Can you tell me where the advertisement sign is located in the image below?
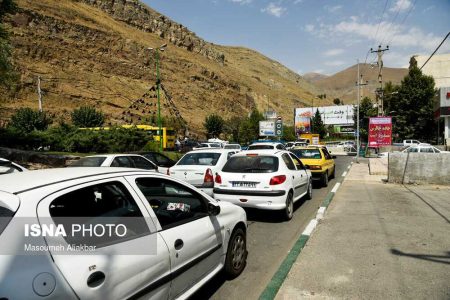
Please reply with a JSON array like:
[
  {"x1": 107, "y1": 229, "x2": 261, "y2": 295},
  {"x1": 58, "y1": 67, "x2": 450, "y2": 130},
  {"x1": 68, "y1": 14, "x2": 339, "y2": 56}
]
[
  {"x1": 295, "y1": 105, "x2": 354, "y2": 127},
  {"x1": 259, "y1": 121, "x2": 275, "y2": 136},
  {"x1": 368, "y1": 117, "x2": 392, "y2": 147}
]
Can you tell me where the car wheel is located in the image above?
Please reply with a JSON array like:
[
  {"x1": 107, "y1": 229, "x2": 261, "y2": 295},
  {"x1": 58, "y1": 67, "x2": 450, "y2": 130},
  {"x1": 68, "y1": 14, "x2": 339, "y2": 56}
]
[
  {"x1": 322, "y1": 171, "x2": 329, "y2": 187},
  {"x1": 284, "y1": 192, "x2": 294, "y2": 220},
  {"x1": 305, "y1": 179, "x2": 312, "y2": 200},
  {"x1": 224, "y1": 227, "x2": 247, "y2": 278}
]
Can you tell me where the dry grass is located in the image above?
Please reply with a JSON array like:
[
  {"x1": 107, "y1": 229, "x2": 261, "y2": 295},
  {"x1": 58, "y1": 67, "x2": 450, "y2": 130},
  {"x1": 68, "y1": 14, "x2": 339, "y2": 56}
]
[{"x1": 1, "y1": 0, "x2": 325, "y2": 135}]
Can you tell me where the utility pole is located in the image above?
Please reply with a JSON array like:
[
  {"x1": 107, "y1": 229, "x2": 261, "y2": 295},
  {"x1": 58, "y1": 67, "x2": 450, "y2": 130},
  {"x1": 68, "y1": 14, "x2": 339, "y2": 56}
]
[
  {"x1": 371, "y1": 45, "x2": 389, "y2": 115},
  {"x1": 356, "y1": 61, "x2": 368, "y2": 163},
  {"x1": 37, "y1": 76, "x2": 43, "y2": 112},
  {"x1": 148, "y1": 44, "x2": 167, "y2": 152}
]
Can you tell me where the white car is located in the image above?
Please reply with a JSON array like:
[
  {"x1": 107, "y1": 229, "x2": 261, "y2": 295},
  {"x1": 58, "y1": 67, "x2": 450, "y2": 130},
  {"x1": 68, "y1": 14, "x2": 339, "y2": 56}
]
[
  {"x1": 247, "y1": 142, "x2": 285, "y2": 151},
  {"x1": 402, "y1": 144, "x2": 449, "y2": 153},
  {"x1": 285, "y1": 142, "x2": 308, "y2": 150},
  {"x1": 192, "y1": 143, "x2": 222, "y2": 150},
  {"x1": 0, "y1": 168, "x2": 247, "y2": 299},
  {"x1": 168, "y1": 149, "x2": 238, "y2": 196},
  {"x1": 68, "y1": 154, "x2": 158, "y2": 171},
  {"x1": 224, "y1": 143, "x2": 242, "y2": 151},
  {"x1": 403, "y1": 139, "x2": 421, "y2": 147},
  {"x1": 0, "y1": 158, "x2": 28, "y2": 175},
  {"x1": 213, "y1": 150, "x2": 312, "y2": 220}
]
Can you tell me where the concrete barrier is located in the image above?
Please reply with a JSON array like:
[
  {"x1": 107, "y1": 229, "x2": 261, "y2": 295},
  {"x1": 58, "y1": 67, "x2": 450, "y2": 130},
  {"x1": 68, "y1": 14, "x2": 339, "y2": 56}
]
[
  {"x1": 388, "y1": 152, "x2": 450, "y2": 185},
  {"x1": 0, "y1": 147, "x2": 79, "y2": 168}
]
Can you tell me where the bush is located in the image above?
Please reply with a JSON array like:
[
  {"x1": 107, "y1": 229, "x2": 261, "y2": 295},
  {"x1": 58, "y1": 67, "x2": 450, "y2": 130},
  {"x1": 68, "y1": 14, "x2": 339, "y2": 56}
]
[
  {"x1": 9, "y1": 108, "x2": 52, "y2": 133},
  {"x1": 71, "y1": 106, "x2": 105, "y2": 128},
  {"x1": 0, "y1": 125, "x2": 152, "y2": 153}
]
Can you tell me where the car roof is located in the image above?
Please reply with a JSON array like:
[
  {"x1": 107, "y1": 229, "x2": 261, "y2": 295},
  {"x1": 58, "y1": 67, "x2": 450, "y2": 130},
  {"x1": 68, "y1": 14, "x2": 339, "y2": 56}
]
[
  {"x1": 249, "y1": 142, "x2": 281, "y2": 146},
  {"x1": 233, "y1": 150, "x2": 285, "y2": 156},
  {"x1": 84, "y1": 154, "x2": 144, "y2": 158},
  {"x1": 186, "y1": 149, "x2": 233, "y2": 153},
  {"x1": 0, "y1": 167, "x2": 156, "y2": 194}
]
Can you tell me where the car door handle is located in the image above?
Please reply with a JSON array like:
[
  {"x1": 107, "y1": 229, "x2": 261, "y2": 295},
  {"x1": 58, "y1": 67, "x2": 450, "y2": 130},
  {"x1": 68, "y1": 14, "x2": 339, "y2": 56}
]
[
  {"x1": 174, "y1": 239, "x2": 184, "y2": 250},
  {"x1": 87, "y1": 271, "x2": 106, "y2": 288}
]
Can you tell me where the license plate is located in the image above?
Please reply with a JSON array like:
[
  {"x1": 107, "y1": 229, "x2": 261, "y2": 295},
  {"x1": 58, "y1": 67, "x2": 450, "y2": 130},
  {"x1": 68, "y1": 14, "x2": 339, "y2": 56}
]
[{"x1": 232, "y1": 182, "x2": 257, "y2": 188}]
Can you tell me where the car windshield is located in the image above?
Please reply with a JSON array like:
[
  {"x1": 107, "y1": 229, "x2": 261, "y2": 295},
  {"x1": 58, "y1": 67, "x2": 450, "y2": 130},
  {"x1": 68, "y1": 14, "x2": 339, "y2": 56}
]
[
  {"x1": 248, "y1": 145, "x2": 274, "y2": 150},
  {"x1": 69, "y1": 156, "x2": 107, "y2": 167},
  {"x1": 291, "y1": 149, "x2": 322, "y2": 159},
  {"x1": 222, "y1": 155, "x2": 278, "y2": 173},
  {"x1": 177, "y1": 153, "x2": 221, "y2": 166}
]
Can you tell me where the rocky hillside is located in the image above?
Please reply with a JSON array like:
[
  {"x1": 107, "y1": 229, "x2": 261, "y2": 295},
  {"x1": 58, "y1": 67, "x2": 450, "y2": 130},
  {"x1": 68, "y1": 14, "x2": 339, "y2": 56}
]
[
  {"x1": 311, "y1": 64, "x2": 408, "y2": 104},
  {"x1": 303, "y1": 72, "x2": 329, "y2": 83},
  {"x1": 0, "y1": 0, "x2": 321, "y2": 135}
]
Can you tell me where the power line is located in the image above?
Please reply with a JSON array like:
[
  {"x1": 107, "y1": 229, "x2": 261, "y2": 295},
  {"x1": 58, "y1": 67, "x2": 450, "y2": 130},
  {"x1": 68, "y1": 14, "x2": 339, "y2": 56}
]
[
  {"x1": 420, "y1": 31, "x2": 450, "y2": 70},
  {"x1": 373, "y1": 0, "x2": 390, "y2": 44},
  {"x1": 386, "y1": 0, "x2": 418, "y2": 46},
  {"x1": 379, "y1": 0, "x2": 402, "y2": 45}
]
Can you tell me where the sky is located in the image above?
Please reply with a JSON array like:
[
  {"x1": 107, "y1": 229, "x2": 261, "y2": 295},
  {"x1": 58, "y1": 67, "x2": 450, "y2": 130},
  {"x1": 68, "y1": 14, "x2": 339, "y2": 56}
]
[{"x1": 144, "y1": 0, "x2": 450, "y2": 76}]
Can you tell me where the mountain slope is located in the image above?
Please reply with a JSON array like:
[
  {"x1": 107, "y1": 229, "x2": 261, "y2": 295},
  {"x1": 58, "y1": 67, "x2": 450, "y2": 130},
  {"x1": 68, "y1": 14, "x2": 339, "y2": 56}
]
[
  {"x1": 1, "y1": 0, "x2": 321, "y2": 134},
  {"x1": 312, "y1": 64, "x2": 408, "y2": 103}
]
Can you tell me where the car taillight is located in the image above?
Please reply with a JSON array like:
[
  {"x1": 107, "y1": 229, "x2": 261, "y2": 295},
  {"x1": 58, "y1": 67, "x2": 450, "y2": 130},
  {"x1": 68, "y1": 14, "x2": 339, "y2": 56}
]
[
  {"x1": 269, "y1": 175, "x2": 286, "y2": 185},
  {"x1": 166, "y1": 168, "x2": 170, "y2": 175},
  {"x1": 215, "y1": 173, "x2": 222, "y2": 184},
  {"x1": 309, "y1": 165, "x2": 322, "y2": 170},
  {"x1": 204, "y1": 168, "x2": 214, "y2": 183}
]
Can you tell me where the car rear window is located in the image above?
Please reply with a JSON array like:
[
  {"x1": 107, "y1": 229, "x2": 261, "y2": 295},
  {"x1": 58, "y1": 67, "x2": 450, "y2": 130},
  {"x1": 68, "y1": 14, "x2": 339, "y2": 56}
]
[
  {"x1": 291, "y1": 149, "x2": 322, "y2": 159},
  {"x1": 222, "y1": 156, "x2": 279, "y2": 173},
  {"x1": 69, "y1": 156, "x2": 107, "y2": 167},
  {"x1": 177, "y1": 153, "x2": 221, "y2": 166},
  {"x1": 0, "y1": 206, "x2": 15, "y2": 236},
  {"x1": 248, "y1": 145, "x2": 274, "y2": 150}
]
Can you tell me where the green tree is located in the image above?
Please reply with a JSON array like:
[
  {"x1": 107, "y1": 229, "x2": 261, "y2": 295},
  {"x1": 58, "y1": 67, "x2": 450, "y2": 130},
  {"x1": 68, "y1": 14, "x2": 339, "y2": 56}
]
[
  {"x1": 224, "y1": 115, "x2": 244, "y2": 142},
  {"x1": 384, "y1": 67, "x2": 435, "y2": 142},
  {"x1": 353, "y1": 97, "x2": 377, "y2": 142},
  {"x1": 282, "y1": 125, "x2": 296, "y2": 141},
  {"x1": 9, "y1": 108, "x2": 52, "y2": 133},
  {"x1": 238, "y1": 109, "x2": 264, "y2": 144},
  {"x1": 0, "y1": 0, "x2": 18, "y2": 91},
  {"x1": 311, "y1": 109, "x2": 326, "y2": 138},
  {"x1": 71, "y1": 106, "x2": 105, "y2": 128},
  {"x1": 203, "y1": 114, "x2": 224, "y2": 138}
]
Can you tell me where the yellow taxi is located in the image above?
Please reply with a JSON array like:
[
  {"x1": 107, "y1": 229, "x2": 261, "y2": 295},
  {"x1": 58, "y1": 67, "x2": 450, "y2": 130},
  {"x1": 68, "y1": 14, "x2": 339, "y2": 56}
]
[{"x1": 290, "y1": 146, "x2": 336, "y2": 187}]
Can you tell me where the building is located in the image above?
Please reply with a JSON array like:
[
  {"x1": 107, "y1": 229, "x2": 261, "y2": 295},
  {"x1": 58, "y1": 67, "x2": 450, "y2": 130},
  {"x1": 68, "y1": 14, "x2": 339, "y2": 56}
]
[{"x1": 411, "y1": 53, "x2": 450, "y2": 145}]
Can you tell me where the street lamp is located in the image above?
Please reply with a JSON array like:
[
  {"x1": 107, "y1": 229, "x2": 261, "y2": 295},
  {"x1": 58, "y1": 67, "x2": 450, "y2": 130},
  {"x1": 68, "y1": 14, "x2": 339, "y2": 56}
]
[{"x1": 148, "y1": 43, "x2": 167, "y2": 152}]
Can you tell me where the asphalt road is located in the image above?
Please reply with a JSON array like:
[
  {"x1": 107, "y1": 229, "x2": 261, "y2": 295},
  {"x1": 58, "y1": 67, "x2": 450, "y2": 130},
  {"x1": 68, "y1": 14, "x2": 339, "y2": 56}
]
[{"x1": 190, "y1": 155, "x2": 354, "y2": 300}]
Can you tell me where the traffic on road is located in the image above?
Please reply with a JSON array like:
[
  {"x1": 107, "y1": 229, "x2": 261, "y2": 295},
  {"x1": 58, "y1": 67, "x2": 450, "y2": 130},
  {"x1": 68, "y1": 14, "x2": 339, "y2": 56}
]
[{"x1": 0, "y1": 140, "x2": 348, "y2": 300}]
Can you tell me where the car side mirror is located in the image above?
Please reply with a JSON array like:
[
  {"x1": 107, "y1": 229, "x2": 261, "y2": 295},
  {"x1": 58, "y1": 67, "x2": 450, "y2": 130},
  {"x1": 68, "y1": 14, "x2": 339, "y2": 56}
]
[
  {"x1": 304, "y1": 165, "x2": 310, "y2": 169},
  {"x1": 332, "y1": 155, "x2": 337, "y2": 159},
  {"x1": 208, "y1": 202, "x2": 221, "y2": 216}
]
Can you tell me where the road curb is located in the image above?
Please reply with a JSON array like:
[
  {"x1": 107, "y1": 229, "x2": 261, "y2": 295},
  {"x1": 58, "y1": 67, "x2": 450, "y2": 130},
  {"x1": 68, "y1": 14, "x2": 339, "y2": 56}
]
[{"x1": 259, "y1": 160, "x2": 353, "y2": 300}]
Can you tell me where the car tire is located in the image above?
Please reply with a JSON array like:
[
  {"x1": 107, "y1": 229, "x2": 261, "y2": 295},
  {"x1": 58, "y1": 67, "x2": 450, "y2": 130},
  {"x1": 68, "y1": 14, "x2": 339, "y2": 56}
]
[
  {"x1": 224, "y1": 227, "x2": 247, "y2": 279},
  {"x1": 283, "y1": 192, "x2": 294, "y2": 220},
  {"x1": 322, "y1": 171, "x2": 329, "y2": 187},
  {"x1": 305, "y1": 179, "x2": 313, "y2": 200}
]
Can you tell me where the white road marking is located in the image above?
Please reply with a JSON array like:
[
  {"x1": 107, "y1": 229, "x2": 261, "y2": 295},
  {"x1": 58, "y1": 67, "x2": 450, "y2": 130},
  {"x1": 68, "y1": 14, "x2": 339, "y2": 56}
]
[
  {"x1": 316, "y1": 207, "x2": 327, "y2": 220},
  {"x1": 347, "y1": 165, "x2": 351, "y2": 169},
  {"x1": 331, "y1": 182, "x2": 341, "y2": 193},
  {"x1": 342, "y1": 171, "x2": 347, "y2": 177},
  {"x1": 302, "y1": 219, "x2": 318, "y2": 236}
]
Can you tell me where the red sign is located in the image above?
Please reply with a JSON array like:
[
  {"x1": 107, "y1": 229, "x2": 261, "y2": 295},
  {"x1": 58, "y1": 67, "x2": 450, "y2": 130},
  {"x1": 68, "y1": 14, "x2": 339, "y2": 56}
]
[{"x1": 368, "y1": 117, "x2": 392, "y2": 147}]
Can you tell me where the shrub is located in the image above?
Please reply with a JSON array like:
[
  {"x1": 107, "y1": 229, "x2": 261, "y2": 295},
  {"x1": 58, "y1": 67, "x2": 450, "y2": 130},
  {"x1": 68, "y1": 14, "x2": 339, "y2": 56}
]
[
  {"x1": 9, "y1": 108, "x2": 52, "y2": 133},
  {"x1": 71, "y1": 106, "x2": 105, "y2": 128}
]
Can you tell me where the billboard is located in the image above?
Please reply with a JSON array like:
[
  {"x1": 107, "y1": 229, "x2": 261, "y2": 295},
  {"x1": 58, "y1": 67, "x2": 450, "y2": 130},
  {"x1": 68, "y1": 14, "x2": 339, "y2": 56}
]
[
  {"x1": 294, "y1": 105, "x2": 354, "y2": 129},
  {"x1": 368, "y1": 117, "x2": 392, "y2": 147},
  {"x1": 259, "y1": 121, "x2": 275, "y2": 136}
]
